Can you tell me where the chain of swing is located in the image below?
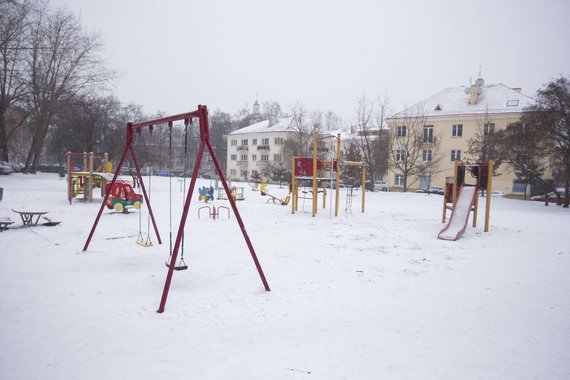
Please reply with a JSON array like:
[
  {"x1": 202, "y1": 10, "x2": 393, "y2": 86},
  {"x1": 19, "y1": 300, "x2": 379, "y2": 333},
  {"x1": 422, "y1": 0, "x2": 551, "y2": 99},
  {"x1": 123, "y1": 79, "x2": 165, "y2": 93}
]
[{"x1": 165, "y1": 120, "x2": 190, "y2": 271}]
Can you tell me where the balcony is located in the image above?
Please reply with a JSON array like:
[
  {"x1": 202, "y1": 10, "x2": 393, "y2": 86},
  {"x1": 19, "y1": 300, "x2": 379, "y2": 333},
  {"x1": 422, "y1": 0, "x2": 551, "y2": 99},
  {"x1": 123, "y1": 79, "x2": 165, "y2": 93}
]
[
  {"x1": 257, "y1": 161, "x2": 270, "y2": 166},
  {"x1": 237, "y1": 160, "x2": 248, "y2": 166},
  {"x1": 257, "y1": 145, "x2": 270, "y2": 151},
  {"x1": 422, "y1": 137, "x2": 436, "y2": 145},
  {"x1": 237, "y1": 146, "x2": 249, "y2": 151}
]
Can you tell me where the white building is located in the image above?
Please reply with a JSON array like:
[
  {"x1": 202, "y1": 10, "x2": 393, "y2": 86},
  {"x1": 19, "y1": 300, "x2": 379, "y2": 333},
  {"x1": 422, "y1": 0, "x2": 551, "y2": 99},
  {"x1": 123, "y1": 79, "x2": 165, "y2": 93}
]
[{"x1": 226, "y1": 115, "x2": 295, "y2": 181}]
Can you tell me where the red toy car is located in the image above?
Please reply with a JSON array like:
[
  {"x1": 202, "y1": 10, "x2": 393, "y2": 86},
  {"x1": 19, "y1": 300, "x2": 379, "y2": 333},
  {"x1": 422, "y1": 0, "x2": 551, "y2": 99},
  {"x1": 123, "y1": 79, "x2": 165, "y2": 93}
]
[{"x1": 104, "y1": 180, "x2": 143, "y2": 213}]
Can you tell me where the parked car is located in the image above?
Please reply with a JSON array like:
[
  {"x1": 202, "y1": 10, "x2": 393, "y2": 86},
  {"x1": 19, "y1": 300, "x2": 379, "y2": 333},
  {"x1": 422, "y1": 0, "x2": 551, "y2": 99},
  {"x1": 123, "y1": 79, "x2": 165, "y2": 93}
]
[
  {"x1": 0, "y1": 161, "x2": 14, "y2": 175},
  {"x1": 530, "y1": 191, "x2": 567, "y2": 203},
  {"x1": 416, "y1": 186, "x2": 444, "y2": 195},
  {"x1": 374, "y1": 180, "x2": 388, "y2": 192}
]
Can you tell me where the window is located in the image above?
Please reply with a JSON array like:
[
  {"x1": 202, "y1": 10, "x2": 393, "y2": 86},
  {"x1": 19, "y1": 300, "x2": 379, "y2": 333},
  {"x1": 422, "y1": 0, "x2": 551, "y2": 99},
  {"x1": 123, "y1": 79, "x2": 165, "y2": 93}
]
[
  {"x1": 452, "y1": 124, "x2": 463, "y2": 137},
  {"x1": 230, "y1": 169, "x2": 236, "y2": 176},
  {"x1": 274, "y1": 137, "x2": 283, "y2": 145},
  {"x1": 395, "y1": 174, "x2": 404, "y2": 186},
  {"x1": 484, "y1": 123, "x2": 495, "y2": 136},
  {"x1": 252, "y1": 138, "x2": 257, "y2": 145},
  {"x1": 395, "y1": 150, "x2": 405, "y2": 162},
  {"x1": 230, "y1": 154, "x2": 237, "y2": 161},
  {"x1": 273, "y1": 154, "x2": 282, "y2": 162},
  {"x1": 397, "y1": 125, "x2": 406, "y2": 138},
  {"x1": 240, "y1": 154, "x2": 248, "y2": 161},
  {"x1": 241, "y1": 170, "x2": 248, "y2": 178},
  {"x1": 252, "y1": 154, "x2": 257, "y2": 161},
  {"x1": 231, "y1": 139, "x2": 237, "y2": 146},
  {"x1": 450, "y1": 150, "x2": 461, "y2": 161},
  {"x1": 423, "y1": 125, "x2": 434, "y2": 143},
  {"x1": 422, "y1": 149, "x2": 432, "y2": 162},
  {"x1": 241, "y1": 139, "x2": 248, "y2": 146},
  {"x1": 261, "y1": 137, "x2": 269, "y2": 145},
  {"x1": 506, "y1": 99, "x2": 519, "y2": 107},
  {"x1": 252, "y1": 170, "x2": 258, "y2": 177},
  {"x1": 261, "y1": 154, "x2": 269, "y2": 161}
]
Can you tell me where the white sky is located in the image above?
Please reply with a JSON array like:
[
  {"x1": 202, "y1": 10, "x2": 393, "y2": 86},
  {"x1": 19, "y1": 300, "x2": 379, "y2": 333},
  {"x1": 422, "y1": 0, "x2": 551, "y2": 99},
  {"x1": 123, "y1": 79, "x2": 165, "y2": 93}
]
[{"x1": 52, "y1": 0, "x2": 570, "y2": 123}]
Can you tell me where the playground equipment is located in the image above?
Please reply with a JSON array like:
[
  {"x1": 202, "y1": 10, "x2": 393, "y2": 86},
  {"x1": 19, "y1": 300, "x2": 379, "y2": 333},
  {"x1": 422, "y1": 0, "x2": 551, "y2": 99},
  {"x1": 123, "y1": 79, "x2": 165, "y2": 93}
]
[
  {"x1": 82, "y1": 106, "x2": 270, "y2": 313},
  {"x1": 67, "y1": 152, "x2": 113, "y2": 204},
  {"x1": 198, "y1": 205, "x2": 230, "y2": 220},
  {"x1": 261, "y1": 191, "x2": 291, "y2": 205},
  {"x1": 217, "y1": 186, "x2": 244, "y2": 201},
  {"x1": 438, "y1": 160, "x2": 493, "y2": 241},
  {"x1": 104, "y1": 180, "x2": 143, "y2": 213},
  {"x1": 291, "y1": 133, "x2": 366, "y2": 217},
  {"x1": 198, "y1": 185, "x2": 215, "y2": 202}
]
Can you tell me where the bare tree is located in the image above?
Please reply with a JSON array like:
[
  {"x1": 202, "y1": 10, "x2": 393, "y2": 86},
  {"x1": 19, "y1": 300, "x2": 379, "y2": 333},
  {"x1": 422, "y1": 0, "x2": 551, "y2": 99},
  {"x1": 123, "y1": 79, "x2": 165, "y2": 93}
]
[
  {"x1": 0, "y1": 0, "x2": 33, "y2": 162},
  {"x1": 466, "y1": 111, "x2": 504, "y2": 174},
  {"x1": 520, "y1": 76, "x2": 570, "y2": 207},
  {"x1": 23, "y1": 4, "x2": 113, "y2": 173},
  {"x1": 286, "y1": 101, "x2": 319, "y2": 157},
  {"x1": 494, "y1": 121, "x2": 552, "y2": 200},
  {"x1": 389, "y1": 108, "x2": 443, "y2": 192},
  {"x1": 353, "y1": 92, "x2": 391, "y2": 189}
]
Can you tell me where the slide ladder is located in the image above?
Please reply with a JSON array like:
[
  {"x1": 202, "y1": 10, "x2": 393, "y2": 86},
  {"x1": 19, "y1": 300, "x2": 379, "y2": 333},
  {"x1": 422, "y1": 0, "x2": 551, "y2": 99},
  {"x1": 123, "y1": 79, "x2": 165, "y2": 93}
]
[{"x1": 438, "y1": 185, "x2": 478, "y2": 241}]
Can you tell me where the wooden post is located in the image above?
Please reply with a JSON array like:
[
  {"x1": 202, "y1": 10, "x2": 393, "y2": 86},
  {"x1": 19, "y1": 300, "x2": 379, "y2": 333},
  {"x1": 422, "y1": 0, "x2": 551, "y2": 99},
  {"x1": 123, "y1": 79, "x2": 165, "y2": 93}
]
[
  {"x1": 484, "y1": 160, "x2": 493, "y2": 232},
  {"x1": 442, "y1": 181, "x2": 447, "y2": 223},
  {"x1": 312, "y1": 134, "x2": 318, "y2": 217},
  {"x1": 291, "y1": 157, "x2": 296, "y2": 214},
  {"x1": 452, "y1": 161, "x2": 459, "y2": 207},
  {"x1": 472, "y1": 186, "x2": 479, "y2": 227},
  {"x1": 361, "y1": 165, "x2": 366, "y2": 213},
  {"x1": 335, "y1": 133, "x2": 341, "y2": 217},
  {"x1": 67, "y1": 151, "x2": 72, "y2": 205},
  {"x1": 87, "y1": 152, "x2": 94, "y2": 202}
]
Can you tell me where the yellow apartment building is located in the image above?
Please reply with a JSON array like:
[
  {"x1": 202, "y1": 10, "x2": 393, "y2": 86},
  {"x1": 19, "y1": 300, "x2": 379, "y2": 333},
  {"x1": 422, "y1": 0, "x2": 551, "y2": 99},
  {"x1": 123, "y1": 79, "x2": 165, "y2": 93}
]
[{"x1": 386, "y1": 78, "x2": 535, "y2": 194}]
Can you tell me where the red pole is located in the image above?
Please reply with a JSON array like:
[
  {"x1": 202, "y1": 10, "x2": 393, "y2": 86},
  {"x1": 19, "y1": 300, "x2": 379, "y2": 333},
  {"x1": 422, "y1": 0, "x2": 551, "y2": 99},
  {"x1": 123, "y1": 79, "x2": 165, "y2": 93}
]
[
  {"x1": 129, "y1": 145, "x2": 162, "y2": 245},
  {"x1": 205, "y1": 137, "x2": 270, "y2": 292},
  {"x1": 83, "y1": 144, "x2": 130, "y2": 251},
  {"x1": 158, "y1": 140, "x2": 206, "y2": 313},
  {"x1": 200, "y1": 105, "x2": 270, "y2": 292}
]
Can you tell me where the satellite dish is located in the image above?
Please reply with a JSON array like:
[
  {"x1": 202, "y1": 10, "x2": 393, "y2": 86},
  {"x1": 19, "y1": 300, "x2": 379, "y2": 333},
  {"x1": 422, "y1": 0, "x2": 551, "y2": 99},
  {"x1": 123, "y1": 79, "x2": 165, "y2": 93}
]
[{"x1": 475, "y1": 77, "x2": 484, "y2": 87}]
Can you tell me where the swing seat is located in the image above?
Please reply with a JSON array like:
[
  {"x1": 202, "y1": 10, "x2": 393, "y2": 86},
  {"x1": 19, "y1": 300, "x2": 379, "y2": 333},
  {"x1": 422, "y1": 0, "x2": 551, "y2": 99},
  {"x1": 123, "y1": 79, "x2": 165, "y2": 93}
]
[
  {"x1": 165, "y1": 262, "x2": 188, "y2": 271},
  {"x1": 136, "y1": 240, "x2": 153, "y2": 247}
]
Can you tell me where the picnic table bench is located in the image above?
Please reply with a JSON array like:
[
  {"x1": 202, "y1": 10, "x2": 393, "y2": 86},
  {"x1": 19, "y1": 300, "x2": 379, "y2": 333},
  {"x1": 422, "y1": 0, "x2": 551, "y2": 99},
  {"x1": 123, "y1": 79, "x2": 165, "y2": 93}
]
[
  {"x1": 11, "y1": 209, "x2": 49, "y2": 226},
  {"x1": 0, "y1": 216, "x2": 14, "y2": 231}
]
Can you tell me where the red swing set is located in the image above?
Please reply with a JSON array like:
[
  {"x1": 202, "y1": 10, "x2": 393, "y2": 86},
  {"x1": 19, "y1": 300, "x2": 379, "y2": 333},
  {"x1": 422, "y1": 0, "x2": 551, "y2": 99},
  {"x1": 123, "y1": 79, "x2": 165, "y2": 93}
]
[{"x1": 82, "y1": 105, "x2": 270, "y2": 313}]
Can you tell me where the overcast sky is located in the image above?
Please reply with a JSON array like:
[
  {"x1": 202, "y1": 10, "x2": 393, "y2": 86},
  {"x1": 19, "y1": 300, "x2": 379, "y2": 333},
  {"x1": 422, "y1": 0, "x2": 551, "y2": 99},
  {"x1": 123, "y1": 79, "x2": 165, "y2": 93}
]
[{"x1": 52, "y1": 0, "x2": 570, "y2": 123}]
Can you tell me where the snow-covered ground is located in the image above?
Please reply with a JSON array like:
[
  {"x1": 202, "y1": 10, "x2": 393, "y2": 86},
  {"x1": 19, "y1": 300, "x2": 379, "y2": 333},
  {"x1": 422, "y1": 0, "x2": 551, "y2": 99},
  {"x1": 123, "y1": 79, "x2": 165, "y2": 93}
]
[{"x1": 0, "y1": 173, "x2": 568, "y2": 379}]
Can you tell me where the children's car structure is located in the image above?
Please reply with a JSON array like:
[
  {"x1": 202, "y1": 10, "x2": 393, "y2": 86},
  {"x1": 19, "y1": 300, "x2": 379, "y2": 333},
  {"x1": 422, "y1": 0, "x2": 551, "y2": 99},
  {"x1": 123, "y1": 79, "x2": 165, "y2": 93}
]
[{"x1": 104, "y1": 180, "x2": 143, "y2": 213}]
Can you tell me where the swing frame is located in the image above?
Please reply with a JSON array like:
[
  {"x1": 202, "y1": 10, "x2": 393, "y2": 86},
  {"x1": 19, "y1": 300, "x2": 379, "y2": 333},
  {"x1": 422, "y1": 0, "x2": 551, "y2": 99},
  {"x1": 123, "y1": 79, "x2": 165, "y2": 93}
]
[{"x1": 82, "y1": 105, "x2": 270, "y2": 312}]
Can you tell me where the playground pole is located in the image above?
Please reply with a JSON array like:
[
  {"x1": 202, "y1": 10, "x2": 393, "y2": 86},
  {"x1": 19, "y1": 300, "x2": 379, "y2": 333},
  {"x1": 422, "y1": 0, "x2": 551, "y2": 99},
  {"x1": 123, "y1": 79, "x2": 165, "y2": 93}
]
[
  {"x1": 452, "y1": 160, "x2": 459, "y2": 206},
  {"x1": 291, "y1": 157, "x2": 296, "y2": 214},
  {"x1": 312, "y1": 134, "x2": 318, "y2": 217},
  {"x1": 361, "y1": 165, "x2": 366, "y2": 213},
  {"x1": 67, "y1": 151, "x2": 72, "y2": 205},
  {"x1": 88, "y1": 152, "x2": 94, "y2": 202},
  {"x1": 484, "y1": 160, "x2": 493, "y2": 232},
  {"x1": 335, "y1": 133, "x2": 340, "y2": 217},
  {"x1": 472, "y1": 185, "x2": 479, "y2": 228}
]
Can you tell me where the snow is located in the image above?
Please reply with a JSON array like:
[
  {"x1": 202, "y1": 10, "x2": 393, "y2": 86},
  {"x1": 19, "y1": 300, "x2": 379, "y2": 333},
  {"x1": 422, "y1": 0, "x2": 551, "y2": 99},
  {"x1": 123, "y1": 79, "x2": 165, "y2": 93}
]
[
  {"x1": 0, "y1": 173, "x2": 569, "y2": 379},
  {"x1": 390, "y1": 83, "x2": 535, "y2": 119},
  {"x1": 229, "y1": 117, "x2": 293, "y2": 135}
]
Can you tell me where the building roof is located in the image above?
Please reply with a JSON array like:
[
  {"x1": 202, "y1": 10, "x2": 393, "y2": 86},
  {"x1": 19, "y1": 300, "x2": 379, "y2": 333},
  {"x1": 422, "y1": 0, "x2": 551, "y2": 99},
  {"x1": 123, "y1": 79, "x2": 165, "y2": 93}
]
[
  {"x1": 389, "y1": 82, "x2": 535, "y2": 119},
  {"x1": 229, "y1": 117, "x2": 293, "y2": 135}
]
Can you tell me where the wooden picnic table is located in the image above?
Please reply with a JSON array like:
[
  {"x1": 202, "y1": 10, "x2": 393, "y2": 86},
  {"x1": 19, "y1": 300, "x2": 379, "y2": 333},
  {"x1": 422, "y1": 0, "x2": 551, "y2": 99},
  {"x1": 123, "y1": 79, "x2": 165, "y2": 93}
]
[{"x1": 11, "y1": 209, "x2": 49, "y2": 226}]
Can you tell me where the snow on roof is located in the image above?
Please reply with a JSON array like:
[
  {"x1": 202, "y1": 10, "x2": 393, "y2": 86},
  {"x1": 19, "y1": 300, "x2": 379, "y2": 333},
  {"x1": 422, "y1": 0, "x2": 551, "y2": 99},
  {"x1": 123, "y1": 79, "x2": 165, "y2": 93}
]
[
  {"x1": 229, "y1": 117, "x2": 293, "y2": 135},
  {"x1": 389, "y1": 83, "x2": 535, "y2": 119}
]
